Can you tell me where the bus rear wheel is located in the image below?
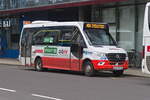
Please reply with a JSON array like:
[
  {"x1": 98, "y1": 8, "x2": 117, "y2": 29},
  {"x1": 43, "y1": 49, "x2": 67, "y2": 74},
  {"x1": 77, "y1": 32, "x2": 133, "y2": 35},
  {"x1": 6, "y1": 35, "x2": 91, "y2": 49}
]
[
  {"x1": 113, "y1": 70, "x2": 124, "y2": 77},
  {"x1": 83, "y1": 61, "x2": 95, "y2": 77},
  {"x1": 35, "y1": 58, "x2": 44, "y2": 71}
]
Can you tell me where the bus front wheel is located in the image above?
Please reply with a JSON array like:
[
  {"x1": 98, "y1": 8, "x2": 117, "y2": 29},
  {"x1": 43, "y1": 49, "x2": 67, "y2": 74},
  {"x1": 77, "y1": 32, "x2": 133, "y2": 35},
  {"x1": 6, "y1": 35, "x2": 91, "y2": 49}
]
[
  {"x1": 35, "y1": 58, "x2": 44, "y2": 71},
  {"x1": 84, "y1": 61, "x2": 95, "y2": 77}
]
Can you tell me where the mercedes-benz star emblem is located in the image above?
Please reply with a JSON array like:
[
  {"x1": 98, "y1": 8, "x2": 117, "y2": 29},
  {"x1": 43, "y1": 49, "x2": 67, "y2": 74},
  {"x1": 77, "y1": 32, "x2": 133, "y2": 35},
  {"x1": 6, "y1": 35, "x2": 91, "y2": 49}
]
[{"x1": 116, "y1": 55, "x2": 120, "y2": 59}]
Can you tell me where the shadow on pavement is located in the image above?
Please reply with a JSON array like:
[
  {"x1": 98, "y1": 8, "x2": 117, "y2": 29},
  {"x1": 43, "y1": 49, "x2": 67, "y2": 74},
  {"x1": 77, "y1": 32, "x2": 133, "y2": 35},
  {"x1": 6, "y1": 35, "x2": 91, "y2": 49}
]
[{"x1": 21, "y1": 67, "x2": 146, "y2": 78}]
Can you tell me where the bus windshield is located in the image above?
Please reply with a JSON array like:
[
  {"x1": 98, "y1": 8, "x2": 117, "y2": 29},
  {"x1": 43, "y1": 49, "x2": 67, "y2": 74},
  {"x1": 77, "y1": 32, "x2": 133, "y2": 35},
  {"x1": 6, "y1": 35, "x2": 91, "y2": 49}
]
[{"x1": 84, "y1": 29, "x2": 116, "y2": 46}]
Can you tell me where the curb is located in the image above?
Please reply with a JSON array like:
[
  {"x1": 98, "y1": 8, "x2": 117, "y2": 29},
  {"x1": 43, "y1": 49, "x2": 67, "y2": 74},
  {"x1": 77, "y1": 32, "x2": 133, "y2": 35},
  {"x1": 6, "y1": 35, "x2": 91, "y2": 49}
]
[{"x1": 124, "y1": 68, "x2": 150, "y2": 78}]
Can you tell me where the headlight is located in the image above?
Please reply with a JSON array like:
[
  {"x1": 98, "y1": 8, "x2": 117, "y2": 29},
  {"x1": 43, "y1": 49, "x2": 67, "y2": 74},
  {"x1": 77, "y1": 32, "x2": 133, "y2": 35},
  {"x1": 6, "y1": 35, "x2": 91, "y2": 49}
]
[{"x1": 98, "y1": 62, "x2": 105, "y2": 66}]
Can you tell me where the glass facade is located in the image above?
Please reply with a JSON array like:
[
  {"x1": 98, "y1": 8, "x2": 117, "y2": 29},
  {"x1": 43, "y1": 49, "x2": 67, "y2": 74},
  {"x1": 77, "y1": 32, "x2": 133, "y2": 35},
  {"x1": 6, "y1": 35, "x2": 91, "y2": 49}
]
[
  {"x1": 118, "y1": 6, "x2": 135, "y2": 50},
  {"x1": 0, "y1": 0, "x2": 90, "y2": 10},
  {"x1": 91, "y1": 0, "x2": 147, "y2": 67},
  {"x1": 101, "y1": 8, "x2": 116, "y2": 40},
  {"x1": 0, "y1": 17, "x2": 20, "y2": 49},
  {"x1": 137, "y1": 5, "x2": 145, "y2": 52},
  {"x1": 92, "y1": 0, "x2": 147, "y2": 52}
]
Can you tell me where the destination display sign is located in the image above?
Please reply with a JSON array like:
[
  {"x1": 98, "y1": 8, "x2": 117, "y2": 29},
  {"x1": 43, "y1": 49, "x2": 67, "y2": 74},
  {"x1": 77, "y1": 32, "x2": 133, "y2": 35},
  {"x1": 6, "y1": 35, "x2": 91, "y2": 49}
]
[{"x1": 84, "y1": 23, "x2": 106, "y2": 29}]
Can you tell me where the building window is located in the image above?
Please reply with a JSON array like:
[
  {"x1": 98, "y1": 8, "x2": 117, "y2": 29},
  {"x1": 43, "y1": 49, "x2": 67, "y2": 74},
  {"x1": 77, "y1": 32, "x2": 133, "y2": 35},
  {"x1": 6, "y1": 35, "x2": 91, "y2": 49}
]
[
  {"x1": 101, "y1": 8, "x2": 116, "y2": 40},
  {"x1": 0, "y1": 0, "x2": 4, "y2": 9},
  {"x1": 102, "y1": 8, "x2": 116, "y2": 23},
  {"x1": 136, "y1": 5, "x2": 145, "y2": 52},
  {"x1": 118, "y1": 6, "x2": 135, "y2": 51}
]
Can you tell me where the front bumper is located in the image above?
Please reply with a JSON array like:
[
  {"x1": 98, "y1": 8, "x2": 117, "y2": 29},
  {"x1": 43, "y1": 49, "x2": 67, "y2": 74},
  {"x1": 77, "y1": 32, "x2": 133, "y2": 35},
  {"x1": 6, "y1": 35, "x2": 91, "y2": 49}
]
[{"x1": 92, "y1": 60, "x2": 128, "y2": 70}]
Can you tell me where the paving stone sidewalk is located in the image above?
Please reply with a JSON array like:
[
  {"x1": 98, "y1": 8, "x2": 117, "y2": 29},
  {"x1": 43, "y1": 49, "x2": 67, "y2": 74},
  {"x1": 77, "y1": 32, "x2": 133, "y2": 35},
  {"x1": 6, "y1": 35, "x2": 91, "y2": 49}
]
[
  {"x1": 124, "y1": 68, "x2": 150, "y2": 78},
  {"x1": 0, "y1": 58, "x2": 21, "y2": 66}
]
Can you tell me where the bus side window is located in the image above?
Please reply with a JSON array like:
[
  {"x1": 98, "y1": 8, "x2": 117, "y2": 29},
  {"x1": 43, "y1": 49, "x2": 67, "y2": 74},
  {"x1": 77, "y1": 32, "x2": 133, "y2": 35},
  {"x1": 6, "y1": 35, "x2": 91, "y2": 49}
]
[
  {"x1": 32, "y1": 30, "x2": 59, "y2": 45},
  {"x1": 80, "y1": 35, "x2": 87, "y2": 48},
  {"x1": 59, "y1": 31, "x2": 72, "y2": 46},
  {"x1": 71, "y1": 30, "x2": 86, "y2": 58},
  {"x1": 32, "y1": 31, "x2": 45, "y2": 45},
  {"x1": 43, "y1": 31, "x2": 59, "y2": 45},
  {"x1": 72, "y1": 30, "x2": 86, "y2": 48},
  {"x1": 58, "y1": 26, "x2": 76, "y2": 46}
]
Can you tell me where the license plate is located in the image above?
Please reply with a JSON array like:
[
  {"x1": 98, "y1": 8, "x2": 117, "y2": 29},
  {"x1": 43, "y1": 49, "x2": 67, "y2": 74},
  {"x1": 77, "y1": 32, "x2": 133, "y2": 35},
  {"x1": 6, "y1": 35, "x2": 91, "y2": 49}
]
[{"x1": 113, "y1": 67, "x2": 123, "y2": 70}]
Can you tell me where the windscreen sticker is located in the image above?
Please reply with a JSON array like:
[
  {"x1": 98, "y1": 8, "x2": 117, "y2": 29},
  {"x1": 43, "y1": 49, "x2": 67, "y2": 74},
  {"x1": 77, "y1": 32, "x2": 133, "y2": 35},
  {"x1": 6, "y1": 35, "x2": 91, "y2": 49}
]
[
  {"x1": 44, "y1": 47, "x2": 57, "y2": 54},
  {"x1": 43, "y1": 37, "x2": 54, "y2": 43}
]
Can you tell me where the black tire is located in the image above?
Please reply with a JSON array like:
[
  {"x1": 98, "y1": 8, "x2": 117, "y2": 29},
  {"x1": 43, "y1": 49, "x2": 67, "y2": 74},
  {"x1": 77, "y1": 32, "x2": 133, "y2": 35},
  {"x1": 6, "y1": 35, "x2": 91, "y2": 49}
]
[
  {"x1": 35, "y1": 58, "x2": 44, "y2": 71},
  {"x1": 83, "y1": 61, "x2": 95, "y2": 77},
  {"x1": 113, "y1": 70, "x2": 124, "y2": 77}
]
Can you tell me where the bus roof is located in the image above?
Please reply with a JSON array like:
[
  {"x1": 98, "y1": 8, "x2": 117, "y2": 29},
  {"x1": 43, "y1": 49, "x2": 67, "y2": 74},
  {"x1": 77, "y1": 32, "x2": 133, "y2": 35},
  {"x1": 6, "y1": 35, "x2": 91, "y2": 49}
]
[{"x1": 23, "y1": 21, "x2": 108, "y2": 29}]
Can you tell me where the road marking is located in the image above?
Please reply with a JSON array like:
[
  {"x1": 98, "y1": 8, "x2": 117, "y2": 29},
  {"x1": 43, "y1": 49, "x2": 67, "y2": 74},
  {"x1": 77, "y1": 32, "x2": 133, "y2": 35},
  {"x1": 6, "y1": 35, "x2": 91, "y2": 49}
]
[
  {"x1": 32, "y1": 94, "x2": 63, "y2": 100},
  {"x1": 0, "y1": 88, "x2": 16, "y2": 93}
]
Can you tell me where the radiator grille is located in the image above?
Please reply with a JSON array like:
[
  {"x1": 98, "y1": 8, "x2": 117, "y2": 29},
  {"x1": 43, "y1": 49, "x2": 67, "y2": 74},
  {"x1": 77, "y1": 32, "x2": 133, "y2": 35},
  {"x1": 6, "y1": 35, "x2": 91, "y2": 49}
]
[{"x1": 106, "y1": 53, "x2": 126, "y2": 62}]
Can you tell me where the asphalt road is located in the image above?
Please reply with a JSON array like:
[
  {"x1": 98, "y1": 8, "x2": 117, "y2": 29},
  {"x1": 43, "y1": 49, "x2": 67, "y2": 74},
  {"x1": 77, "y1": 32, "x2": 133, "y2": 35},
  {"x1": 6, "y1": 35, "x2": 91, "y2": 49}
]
[{"x1": 0, "y1": 65, "x2": 150, "y2": 100}]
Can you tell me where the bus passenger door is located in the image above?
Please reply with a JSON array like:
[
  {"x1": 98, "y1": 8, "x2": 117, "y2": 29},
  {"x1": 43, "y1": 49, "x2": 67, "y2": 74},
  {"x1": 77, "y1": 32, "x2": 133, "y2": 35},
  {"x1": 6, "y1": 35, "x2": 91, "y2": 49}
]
[
  {"x1": 70, "y1": 33, "x2": 85, "y2": 71},
  {"x1": 20, "y1": 29, "x2": 32, "y2": 66}
]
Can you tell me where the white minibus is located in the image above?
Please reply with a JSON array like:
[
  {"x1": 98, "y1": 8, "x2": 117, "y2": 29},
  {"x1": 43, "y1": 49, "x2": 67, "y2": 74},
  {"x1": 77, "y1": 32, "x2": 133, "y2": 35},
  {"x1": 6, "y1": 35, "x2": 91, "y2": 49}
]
[{"x1": 19, "y1": 21, "x2": 128, "y2": 76}]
